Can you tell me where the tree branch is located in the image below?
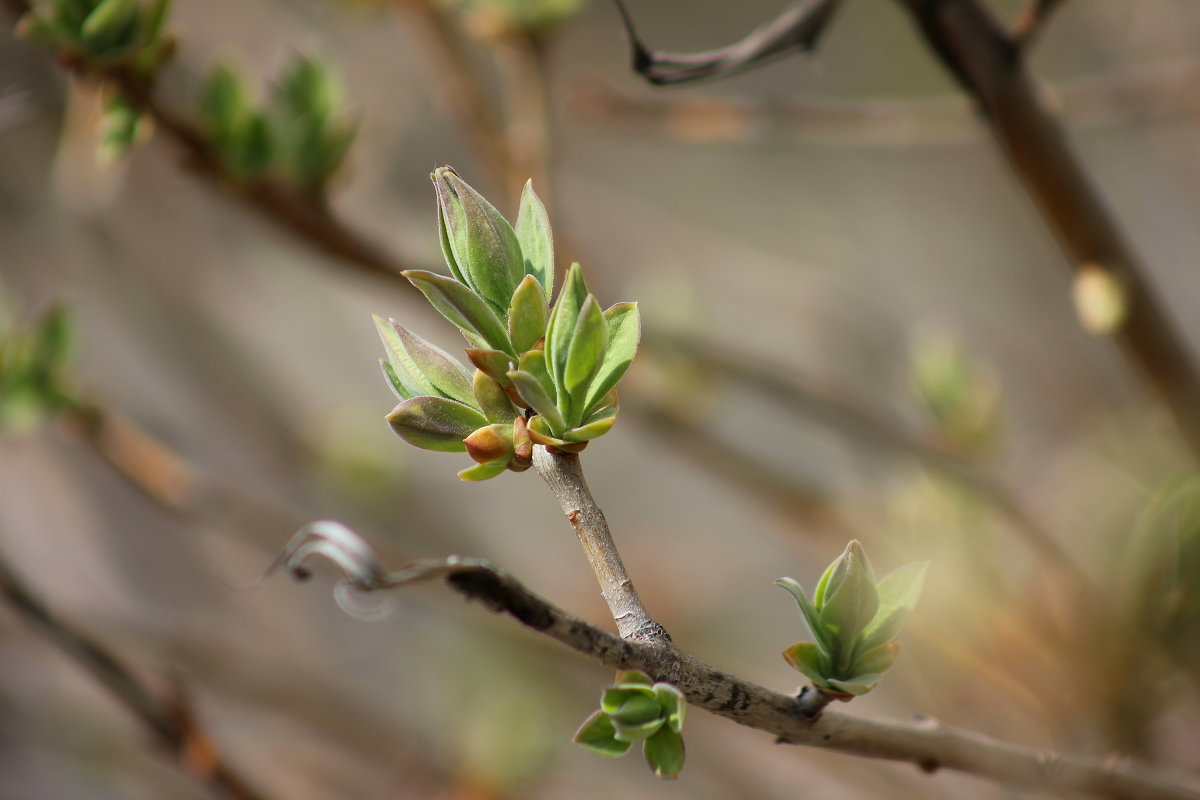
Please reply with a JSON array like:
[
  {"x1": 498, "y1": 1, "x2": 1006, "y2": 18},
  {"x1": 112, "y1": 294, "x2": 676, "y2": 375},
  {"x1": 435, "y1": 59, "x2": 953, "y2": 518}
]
[
  {"x1": 1010, "y1": 0, "x2": 1068, "y2": 49},
  {"x1": 0, "y1": 549, "x2": 270, "y2": 800},
  {"x1": 892, "y1": 0, "x2": 1200, "y2": 461},
  {"x1": 613, "y1": 0, "x2": 841, "y2": 86},
  {"x1": 531, "y1": 446, "x2": 670, "y2": 644},
  {"x1": 271, "y1": 524, "x2": 1200, "y2": 800}
]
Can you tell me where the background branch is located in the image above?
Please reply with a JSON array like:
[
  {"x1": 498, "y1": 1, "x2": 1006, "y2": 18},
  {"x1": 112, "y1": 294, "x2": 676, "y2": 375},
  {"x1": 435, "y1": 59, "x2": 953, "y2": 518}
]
[{"x1": 0, "y1": 549, "x2": 270, "y2": 800}]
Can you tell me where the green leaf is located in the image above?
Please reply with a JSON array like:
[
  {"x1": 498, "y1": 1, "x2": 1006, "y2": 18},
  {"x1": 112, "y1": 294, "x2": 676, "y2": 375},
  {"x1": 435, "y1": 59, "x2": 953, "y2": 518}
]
[
  {"x1": 614, "y1": 670, "x2": 653, "y2": 686},
  {"x1": 380, "y1": 317, "x2": 474, "y2": 405},
  {"x1": 582, "y1": 302, "x2": 639, "y2": 418},
  {"x1": 98, "y1": 92, "x2": 142, "y2": 164},
  {"x1": 517, "y1": 349, "x2": 555, "y2": 400},
  {"x1": 403, "y1": 270, "x2": 512, "y2": 354},
  {"x1": 818, "y1": 543, "x2": 879, "y2": 669},
  {"x1": 137, "y1": 0, "x2": 171, "y2": 46},
  {"x1": 435, "y1": 175, "x2": 468, "y2": 286},
  {"x1": 781, "y1": 642, "x2": 828, "y2": 684},
  {"x1": 472, "y1": 369, "x2": 516, "y2": 424},
  {"x1": 465, "y1": 348, "x2": 514, "y2": 384},
  {"x1": 544, "y1": 263, "x2": 588, "y2": 386},
  {"x1": 457, "y1": 459, "x2": 509, "y2": 481},
  {"x1": 612, "y1": 715, "x2": 665, "y2": 743},
  {"x1": 433, "y1": 168, "x2": 524, "y2": 313},
  {"x1": 859, "y1": 562, "x2": 928, "y2": 652},
  {"x1": 851, "y1": 641, "x2": 899, "y2": 677},
  {"x1": 380, "y1": 359, "x2": 409, "y2": 400},
  {"x1": 825, "y1": 675, "x2": 882, "y2": 696},
  {"x1": 775, "y1": 578, "x2": 830, "y2": 655},
  {"x1": 525, "y1": 414, "x2": 571, "y2": 449},
  {"x1": 81, "y1": 0, "x2": 139, "y2": 52},
  {"x1": 601, "y1": 685, "x2": 656, "y2": 715},
  {"x1": 653, "y1": 684, "x2": 685, "y2": 733},
  {"x1": 508, "y1": 369, "x2": 565, "y2": 436},
  {"x1": 573, "y1": 711, "x2": 632, "y2": 758},
  {"x1": 643, "y1": 726, "x2": 685, "y2": 779},
  {"x1": 563, "y1": 406, "x2": 617, "y2": 443},
  {"x1": 813, "y1": 559, "x2": 838, "y2": 609},
  {"x1": 515, "y1": 179, "x2": 553, "y2": 296},
  {"x1": 563, "y1": 294, "x2": 606, "y2": 420},
  {"x1": 507, "y1": 274, "x2": 548, "y2": 354},
  {"x1": 386, "y1": 396, "x2": 485, "y2": 452}
]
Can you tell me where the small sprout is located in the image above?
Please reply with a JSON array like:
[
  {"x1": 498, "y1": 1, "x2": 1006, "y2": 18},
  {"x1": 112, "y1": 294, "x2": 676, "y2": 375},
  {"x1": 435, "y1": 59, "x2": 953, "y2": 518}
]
[
  {"x1": 776, "y1": 541, "x2": 927, "y2": 700},
  {"x1": 574, "y1": 670, "x2": 686, "y2": 779},
  {"x1": 377, "y1": 169, "x2": 640, "y2": 479},
  {"x1": 908, "y1": 326, "x2": 1001, "y2": 453},
  {"x1": 0, "y1": 302, "x2": 79, "y2": 435}
]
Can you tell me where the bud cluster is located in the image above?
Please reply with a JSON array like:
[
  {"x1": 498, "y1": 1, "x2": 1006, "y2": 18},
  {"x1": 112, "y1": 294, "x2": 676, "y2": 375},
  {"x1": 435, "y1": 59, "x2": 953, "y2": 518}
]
[
  {"x1": 573, "y1": 670, "x2": 686, "y2": 779},
  {"x1": 198, "y1": 56, "x2": 356, "y2": 191},
  {"x1": 380, "y1": 167, "x2": 639, "y2": 480},
  {"x1": 776, "y1": 541, "x2": 927, "y2": 698},
  {"x1": 18, "y1": 0, "x2": 175, "y2": 161},
  {"x1": 17, "y1": 0, "x2": 173, "y2": 66}
]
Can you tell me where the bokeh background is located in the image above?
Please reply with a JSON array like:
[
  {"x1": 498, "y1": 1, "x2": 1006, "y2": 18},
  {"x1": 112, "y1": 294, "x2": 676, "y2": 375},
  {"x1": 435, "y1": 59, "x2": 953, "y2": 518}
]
[{"x1": 2, "y1": 0, "x2": 1200, "y2": 797}]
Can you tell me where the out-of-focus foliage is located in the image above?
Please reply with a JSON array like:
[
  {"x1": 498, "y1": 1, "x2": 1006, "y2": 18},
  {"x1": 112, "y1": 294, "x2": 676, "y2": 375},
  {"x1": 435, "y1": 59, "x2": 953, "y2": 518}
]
[
  {"x1": 198, "y1": 55, "x2": 356, "y2": 191},
  {"x1": 908, "y1": 327, "x2": 1001, "y2": 454},
  {"x1": 17, "y1": 0, "x2": 172, "y2": 65},
  {"x1": 0, "y1": 301, "x2": 77, "y2": 434}
]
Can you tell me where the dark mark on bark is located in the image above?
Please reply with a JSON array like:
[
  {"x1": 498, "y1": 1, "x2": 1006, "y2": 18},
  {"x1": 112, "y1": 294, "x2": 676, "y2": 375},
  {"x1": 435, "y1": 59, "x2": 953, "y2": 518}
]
[{"x1": 446, "y1": 569, "x2": 554, "y2": 631}]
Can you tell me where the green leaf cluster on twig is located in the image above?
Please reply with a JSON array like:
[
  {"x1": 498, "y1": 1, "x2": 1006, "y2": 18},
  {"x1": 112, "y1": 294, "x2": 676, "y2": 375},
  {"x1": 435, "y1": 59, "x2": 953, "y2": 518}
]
[
  {"x1": 380, "y1": 167, "x2": 640, "y2": 480},
  {"x1": 574, "y1": 670, "x2": 685, "y2": 779},
  {"x1": 198, "y1": 55, "x2": 357, "y2": 191},
  {"x1": 776, "y1": 541, "x2": 927, "y2": 699},
  {"x1": 17, "y1": 0, "x2": 175, "y2": 161}
]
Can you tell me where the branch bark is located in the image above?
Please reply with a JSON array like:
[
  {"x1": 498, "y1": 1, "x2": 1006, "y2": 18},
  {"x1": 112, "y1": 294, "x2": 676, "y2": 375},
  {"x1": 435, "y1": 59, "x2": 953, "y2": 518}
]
[
  {"x1": 0, "y1": 550, "x2": 270, "y2": 800},
  {"x1": 272, "y1": 529, "x2": 1200, "y2": 800},
  {"x1": 532, "y1": 446, "x2": 670, "y2": 644}
]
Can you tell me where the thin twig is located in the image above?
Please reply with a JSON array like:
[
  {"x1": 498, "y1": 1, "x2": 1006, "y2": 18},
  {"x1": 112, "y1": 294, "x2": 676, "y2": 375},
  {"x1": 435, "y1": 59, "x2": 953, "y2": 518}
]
[
  {"x1": 0, "y1": 550, "x2": 270, "y2": 800},
  {"x1": 271, "y1": 527, "x2": 1200, "y2": 800},
  {"x1": 613, "y1": 0, "x2": 841, "y2": 86},
  {"x1": 531, "y1": 447, "x2": 670, "y2": 644}
]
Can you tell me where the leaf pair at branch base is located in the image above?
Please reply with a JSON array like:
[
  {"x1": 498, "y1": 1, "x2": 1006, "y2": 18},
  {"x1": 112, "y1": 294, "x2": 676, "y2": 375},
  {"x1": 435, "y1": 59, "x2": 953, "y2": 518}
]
[{"x1": 574, "y1": 670, "x2": 686, "y2": 779}]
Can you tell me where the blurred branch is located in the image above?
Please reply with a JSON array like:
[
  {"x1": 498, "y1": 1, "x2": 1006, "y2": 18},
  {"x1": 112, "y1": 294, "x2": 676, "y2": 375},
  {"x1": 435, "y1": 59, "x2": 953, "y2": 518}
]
[
  {"x1": 645, "y1": 334, "x2": 1085, "y2": 586},
  {"x1": 613, "y1": 0, "x2": 840, "y2": 85},
  {"x1": 396, "y1": 0, "x2": 519, "y2": 191},
  {"x1": 1011, "y1": 0, "x2": 1068, "y2": 49},
  {"x1": 615, "y1": 0, "x2": 1200, "y2": 463},
  {"x1": 893, "y1": 0, "x2": 1200, "y2": 461},
  {"x1": 3, "y1": 0, "x2": 412, "y2": 282},
  {"x1": 274, "y1": 526, "x2": 1200, "y2": 800},
  {"x1": 567, "y1": 60, "x2": 1200, "y2": 146},
  {"x1": 0, "y1": 549, "x2": 270, "y2": 800}
]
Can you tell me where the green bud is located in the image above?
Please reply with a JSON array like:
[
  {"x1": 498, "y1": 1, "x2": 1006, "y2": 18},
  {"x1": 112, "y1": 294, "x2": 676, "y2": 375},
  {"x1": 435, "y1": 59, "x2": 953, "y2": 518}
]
[
  {"x1": 576, "y1": 671, "x2": 686, "y2": 778},
  {"x1": 432, "y1": 167, "x2": 524, "y2": 313},
  {"x1": 386, "y1": 396, "x2": 486, "y2": 453},
  {"x1": 777, "y1": 542, "x2": 926, "y2": 701}
]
